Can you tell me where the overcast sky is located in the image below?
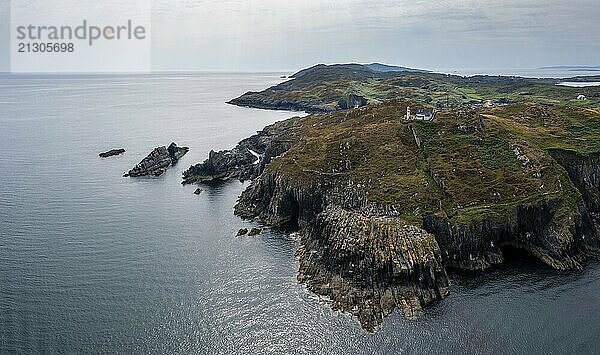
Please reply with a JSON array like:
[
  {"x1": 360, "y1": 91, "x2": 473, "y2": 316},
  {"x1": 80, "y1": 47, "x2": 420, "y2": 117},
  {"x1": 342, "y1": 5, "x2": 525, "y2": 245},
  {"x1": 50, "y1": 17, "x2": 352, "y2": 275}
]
[{"x1": 2, "y1": 0, "x2": 599, "y2": 72}]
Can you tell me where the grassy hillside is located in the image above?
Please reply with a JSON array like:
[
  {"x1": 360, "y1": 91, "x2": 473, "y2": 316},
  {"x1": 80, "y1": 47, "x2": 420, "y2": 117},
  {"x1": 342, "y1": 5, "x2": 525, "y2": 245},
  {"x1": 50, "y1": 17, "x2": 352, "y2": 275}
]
[
  {"x1": 232, "y1": 64, "x2": 600, "y2": 110},
  {"x1": 266, "y1": 100, "x2": 600, "y2": 227}
]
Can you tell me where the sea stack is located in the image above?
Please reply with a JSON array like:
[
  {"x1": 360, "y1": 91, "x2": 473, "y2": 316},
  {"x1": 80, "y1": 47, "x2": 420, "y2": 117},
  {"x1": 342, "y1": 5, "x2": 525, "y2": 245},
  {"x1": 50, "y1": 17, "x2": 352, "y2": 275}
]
[{"x1": 124, "y1": 142, "x2": 189, "y2": 177}]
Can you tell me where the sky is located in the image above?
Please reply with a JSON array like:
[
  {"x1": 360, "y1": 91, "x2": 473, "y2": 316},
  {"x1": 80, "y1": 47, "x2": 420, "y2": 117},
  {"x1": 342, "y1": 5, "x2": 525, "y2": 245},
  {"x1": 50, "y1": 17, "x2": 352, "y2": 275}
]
[{"x1": 1, "y1": 0, "x2": 599, "y2": 72}]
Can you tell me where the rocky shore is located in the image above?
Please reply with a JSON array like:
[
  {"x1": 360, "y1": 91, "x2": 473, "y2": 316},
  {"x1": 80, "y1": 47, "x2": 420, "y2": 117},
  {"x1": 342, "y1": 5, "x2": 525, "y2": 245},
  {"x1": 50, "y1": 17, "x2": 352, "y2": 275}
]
[
  {"x1": 182, "y1": 117, "x2": 305, "y2": 184},
  {"x1": 228, "y1": 92, "x2": 369, "y2": 113},
  {"x1": 228, "y1": 94, "x2": 336, "y2": 113},
  {"x1": 297, "y1": 207, "x2": 448, "y2": 331},
  {"x1": 187, "y1": 80, "x2": 600, "y2": 331},
  {"x1": 125, "y1": 142, "x2": 189, "y2": 177}
]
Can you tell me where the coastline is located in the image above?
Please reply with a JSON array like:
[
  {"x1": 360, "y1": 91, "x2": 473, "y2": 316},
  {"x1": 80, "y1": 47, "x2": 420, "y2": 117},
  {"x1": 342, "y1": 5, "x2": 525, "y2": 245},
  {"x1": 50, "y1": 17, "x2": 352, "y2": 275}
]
[{"x1": 183, "y1": 66, "x2": 600, "y2": 331}]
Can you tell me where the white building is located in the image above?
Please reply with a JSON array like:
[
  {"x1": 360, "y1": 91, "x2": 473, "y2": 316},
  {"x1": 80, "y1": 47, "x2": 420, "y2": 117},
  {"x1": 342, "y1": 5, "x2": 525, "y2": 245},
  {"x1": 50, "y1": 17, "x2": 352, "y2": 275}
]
[{"x1": 415, "y1": 108, "x2": 435, "y2": 121}]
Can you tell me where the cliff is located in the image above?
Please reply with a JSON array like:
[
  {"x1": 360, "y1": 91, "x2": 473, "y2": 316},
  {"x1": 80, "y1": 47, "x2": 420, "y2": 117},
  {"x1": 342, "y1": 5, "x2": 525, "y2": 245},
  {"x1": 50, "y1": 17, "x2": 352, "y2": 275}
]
[
  {"x1": 298, "y1": 207, "x2": 448, "y2": 332},
  {"x1": 189, "y1": 70, "x2": 600, "y2": 330}
]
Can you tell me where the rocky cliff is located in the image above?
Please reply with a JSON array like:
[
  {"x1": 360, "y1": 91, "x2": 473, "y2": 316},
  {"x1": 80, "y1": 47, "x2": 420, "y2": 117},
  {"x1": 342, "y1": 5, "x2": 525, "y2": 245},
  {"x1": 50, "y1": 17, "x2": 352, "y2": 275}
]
[
  {"x1": 190, "y1": 96, "x2": 600, "y2": 331},
  {"x1": 182, "y1": 117, "x2": 304, "y2": 184},
  {"x1": 228, "y1": 93, "x2": 337, "y2": 113},
  {"x1": 298, "y1": 207, "x2": 448, "y2": 332}
]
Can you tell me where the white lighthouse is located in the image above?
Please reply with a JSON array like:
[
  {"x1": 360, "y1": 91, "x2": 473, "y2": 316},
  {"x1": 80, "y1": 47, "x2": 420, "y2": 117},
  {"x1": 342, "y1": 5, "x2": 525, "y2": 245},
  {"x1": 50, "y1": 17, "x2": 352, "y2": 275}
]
[{"x1": 406, "y1": 106, "x2": 411, "y2": 121}]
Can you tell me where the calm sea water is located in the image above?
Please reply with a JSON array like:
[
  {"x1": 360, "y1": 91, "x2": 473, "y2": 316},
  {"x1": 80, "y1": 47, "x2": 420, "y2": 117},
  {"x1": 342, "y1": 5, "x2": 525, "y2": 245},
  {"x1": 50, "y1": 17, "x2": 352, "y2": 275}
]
[{"x1": 0, "y1": 73, "x2": 599, "y2": 354}]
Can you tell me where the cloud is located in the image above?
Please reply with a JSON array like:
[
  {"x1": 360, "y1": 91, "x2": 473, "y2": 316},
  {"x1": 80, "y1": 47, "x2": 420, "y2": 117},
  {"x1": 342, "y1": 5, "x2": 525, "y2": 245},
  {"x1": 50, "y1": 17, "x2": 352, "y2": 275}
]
[{"x1": 2, "y1": 0, "x2": 598, "y2": 71}]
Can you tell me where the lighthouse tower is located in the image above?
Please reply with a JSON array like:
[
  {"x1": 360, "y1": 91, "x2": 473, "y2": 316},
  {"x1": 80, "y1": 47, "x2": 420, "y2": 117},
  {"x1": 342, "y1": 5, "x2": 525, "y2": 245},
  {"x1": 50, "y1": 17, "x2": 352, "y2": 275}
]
[{"x1": 406, "y1": 106, "x2": 411, "y2": 121}]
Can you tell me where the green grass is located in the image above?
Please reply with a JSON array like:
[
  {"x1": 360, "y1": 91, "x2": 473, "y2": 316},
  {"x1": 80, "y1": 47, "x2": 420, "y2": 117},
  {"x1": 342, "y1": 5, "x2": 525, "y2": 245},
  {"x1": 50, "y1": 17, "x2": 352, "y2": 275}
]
[{"x1": 266, "y1": 99, "x2": 600, "y2": 233}]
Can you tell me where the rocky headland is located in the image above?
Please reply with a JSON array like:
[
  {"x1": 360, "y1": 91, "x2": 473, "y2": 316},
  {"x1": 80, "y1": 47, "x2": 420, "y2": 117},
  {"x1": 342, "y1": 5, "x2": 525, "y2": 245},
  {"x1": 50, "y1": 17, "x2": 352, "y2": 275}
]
[
  {"x1": 182, "y1": 118, "x2": 304, "y2": 184},
  {"x1": 186, "y1": 64, "x2": 600, "y2": 331},
  {"x1": 125, "y1": 142, "x2": 189, "y2": 177}
]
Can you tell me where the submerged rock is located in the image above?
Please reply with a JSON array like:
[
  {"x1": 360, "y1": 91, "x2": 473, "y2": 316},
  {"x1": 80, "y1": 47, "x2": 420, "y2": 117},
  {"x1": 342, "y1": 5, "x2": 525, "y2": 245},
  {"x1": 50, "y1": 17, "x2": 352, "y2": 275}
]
[
  {"x1": 237, "y1": 228, "x2": 248, "y2": 236},
  {"x1": 193, "y1": 188, "x2": 203, "y2": 195},
  {"x1": 99, "y1": 148, "x2": 125, "y2": 158},
  {"x1": 124, "y1": 142, "x2": 189, "y2": 177}
]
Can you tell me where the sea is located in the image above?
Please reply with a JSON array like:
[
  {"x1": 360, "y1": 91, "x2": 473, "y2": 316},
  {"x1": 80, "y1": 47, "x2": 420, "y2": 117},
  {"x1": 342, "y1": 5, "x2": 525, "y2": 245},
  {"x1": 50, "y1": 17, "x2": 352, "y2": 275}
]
[{"x1": 0, "y1": 73, "x2": 599, "y2": 354}]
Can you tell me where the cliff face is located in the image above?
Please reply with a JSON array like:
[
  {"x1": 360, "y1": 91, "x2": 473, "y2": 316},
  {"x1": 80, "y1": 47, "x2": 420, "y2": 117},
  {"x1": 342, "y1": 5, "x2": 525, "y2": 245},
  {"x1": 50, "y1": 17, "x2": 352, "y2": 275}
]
[
  {"x1": 228, "y1": 93, "x2": 337, "y2": 113},
  {"x1": 423, "y1": 199, "x2": 588, "y2": 271},
  {"x1": 550, "y1": 150, "x2": 600, "y2": 253},
  {"x1": 189, "y1": 97, "x2": 600, "y2": 331},
  {"x1": 298, "y1": 207, "x2": 448, "y2": 332},
  {"x1": 235, "y1": 173, "x2": 449, "y2": 331}
]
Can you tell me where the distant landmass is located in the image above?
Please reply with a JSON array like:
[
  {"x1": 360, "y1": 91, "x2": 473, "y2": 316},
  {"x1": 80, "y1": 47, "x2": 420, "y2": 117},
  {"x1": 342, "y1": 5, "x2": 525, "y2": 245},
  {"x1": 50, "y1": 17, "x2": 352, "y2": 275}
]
[
  {"x1": 291, "y1": 63, "x2": 429, "y2": 79},
  {"x1": 365, "y1": 63, "x2": 430, "y2": 73},
  {"x1": 228, "y1": 63, "x2": 599, "y2": 113},
  {"x1": 540, "y1": 65, "x2": 600, "y2": 71}
]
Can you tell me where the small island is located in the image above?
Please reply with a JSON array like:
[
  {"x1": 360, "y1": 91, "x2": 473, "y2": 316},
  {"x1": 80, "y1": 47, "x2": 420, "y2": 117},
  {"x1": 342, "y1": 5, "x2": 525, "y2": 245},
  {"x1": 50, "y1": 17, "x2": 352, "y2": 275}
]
[
  {"x1": 99, "y1": 148, "x2": 125, "y2": 158},
  {"x1": 186, "y1": 64, "x2": 600, "y2": 331},
  {"x1": 125, "y1": 142, "x2": 189, "y2": 177}
]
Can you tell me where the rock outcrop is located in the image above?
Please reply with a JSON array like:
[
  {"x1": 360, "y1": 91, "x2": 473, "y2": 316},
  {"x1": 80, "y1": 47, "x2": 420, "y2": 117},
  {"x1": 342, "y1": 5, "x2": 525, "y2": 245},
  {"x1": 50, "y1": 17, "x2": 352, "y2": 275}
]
[
  {"x1": 298, "y1": 207, "x2": 448, "y2": 331},
  {"x1": 124, "y1": 142, "x2": 189, "y2": 177},
  {"x1": 99, "y1": 148, "x2": 125, "y2": 158},
  {"x1": 337, "y1": 94, "x2": 368, "y2": 110},
  {"x1": 182, "y1": 118, "x2": 304, "y2": 184},
  {"x1": 248, "y1": 228, "x2": 262, "y2": 236},
  {"x1": 228, "y1": 93, "x2": 337, "y2": 113}
]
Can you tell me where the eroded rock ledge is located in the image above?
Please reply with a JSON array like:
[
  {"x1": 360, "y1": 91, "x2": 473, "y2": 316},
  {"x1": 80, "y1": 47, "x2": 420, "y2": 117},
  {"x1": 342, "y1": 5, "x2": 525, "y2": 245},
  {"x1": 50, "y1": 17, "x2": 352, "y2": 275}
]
[
  {"x1": 298, "y1": 207, "x2": 448, "y2": 331},
  {"x1": 182, "y1": 117, "x2": 304, "y2": 184}
]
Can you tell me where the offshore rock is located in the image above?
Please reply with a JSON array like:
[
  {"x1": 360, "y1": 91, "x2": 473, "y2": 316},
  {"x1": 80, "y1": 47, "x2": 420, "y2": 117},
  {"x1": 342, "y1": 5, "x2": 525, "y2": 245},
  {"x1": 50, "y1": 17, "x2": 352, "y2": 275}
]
[
  {"x1": 99, "y1": 148, "x2": 125, "y2": 158},
  {"x1": 124, "y1": 142, "x2": 189, "y2": 177},
  {"x1": 248, "y1": 228, "x2": 262, "y2": 236},
  {"x1": 297, "y1": 207, "x2": 449, "y2": 332},
  {"x1": 168, "y1": 142, "x2": 189, "y2": 162}
]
